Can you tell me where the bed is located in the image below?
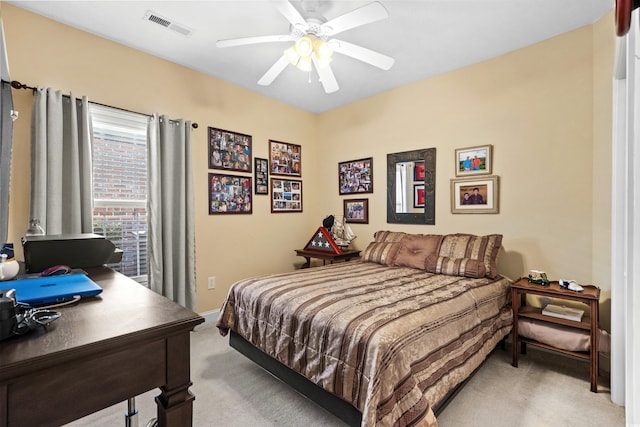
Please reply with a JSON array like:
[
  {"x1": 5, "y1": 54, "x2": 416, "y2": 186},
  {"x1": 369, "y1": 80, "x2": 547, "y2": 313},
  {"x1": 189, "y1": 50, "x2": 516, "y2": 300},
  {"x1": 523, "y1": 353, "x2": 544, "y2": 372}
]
[{"x1": 217, "y1": 231, "x2": 513, "y2": 426}]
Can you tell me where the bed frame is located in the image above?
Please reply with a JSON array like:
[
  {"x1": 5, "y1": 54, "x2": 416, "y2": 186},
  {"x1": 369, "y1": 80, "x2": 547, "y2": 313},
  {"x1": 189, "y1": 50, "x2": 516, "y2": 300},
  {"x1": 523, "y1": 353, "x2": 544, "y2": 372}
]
[{"x1": 229, "y1": 331, "x2": 495, "y2": 426}]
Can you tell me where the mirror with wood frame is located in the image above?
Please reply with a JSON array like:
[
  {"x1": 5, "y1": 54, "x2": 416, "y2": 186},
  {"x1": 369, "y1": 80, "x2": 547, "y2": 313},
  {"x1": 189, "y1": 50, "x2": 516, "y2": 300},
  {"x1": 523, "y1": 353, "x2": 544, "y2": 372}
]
[{"x1": 386, "y1": 148, "x2": 436, "y2": 224}]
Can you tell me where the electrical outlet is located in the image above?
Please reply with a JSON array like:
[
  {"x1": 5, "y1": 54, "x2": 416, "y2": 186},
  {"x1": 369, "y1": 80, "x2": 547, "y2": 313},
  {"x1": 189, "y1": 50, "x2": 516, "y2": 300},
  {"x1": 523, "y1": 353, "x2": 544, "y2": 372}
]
[{"x1": 208, "y1": 276, "x2": 216, "y2": 290}]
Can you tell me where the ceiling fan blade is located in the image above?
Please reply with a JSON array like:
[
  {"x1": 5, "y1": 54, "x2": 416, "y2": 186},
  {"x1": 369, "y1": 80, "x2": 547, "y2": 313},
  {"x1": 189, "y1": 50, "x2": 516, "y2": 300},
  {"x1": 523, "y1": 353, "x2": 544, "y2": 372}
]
[
  {"x1": 216, "y1": 35, "x2": 293, "y2": 48},
  {"x1": 321, "y1": 2, "x2": 389, "y2": 36},
  {"x1": 271, "y1": 0, "x2": 307, "y2": 28},
  {"x1": 258, "y1": 56, "x2": 290, "y2": 86},
  {"x1": 331, "y1": 39, "x2": 394, "y2": 70},
  {"x1": 312, "y1": 57, "x2": 339, "y2": 94}
]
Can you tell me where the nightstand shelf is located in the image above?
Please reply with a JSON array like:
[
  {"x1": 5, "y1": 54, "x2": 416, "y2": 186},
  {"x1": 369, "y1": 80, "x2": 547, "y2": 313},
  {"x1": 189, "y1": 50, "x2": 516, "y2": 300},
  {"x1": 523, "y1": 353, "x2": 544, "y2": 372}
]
[
  {"x1": 517, "y1": 305, "x2": 592, "y2": 330},
  {"x1": 518, "y1": 336, "x2": 590, "y2": 361},
  {"x1": 511, "y1": 277, "x2": 600, "y2": 392}
]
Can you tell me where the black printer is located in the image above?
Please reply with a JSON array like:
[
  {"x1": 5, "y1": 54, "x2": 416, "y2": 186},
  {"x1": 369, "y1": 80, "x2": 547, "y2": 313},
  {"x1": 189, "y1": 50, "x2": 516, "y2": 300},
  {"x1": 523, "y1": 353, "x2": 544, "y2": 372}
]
[{"x1": 21, "y1": 233, "x2": 123, "y2": 273}]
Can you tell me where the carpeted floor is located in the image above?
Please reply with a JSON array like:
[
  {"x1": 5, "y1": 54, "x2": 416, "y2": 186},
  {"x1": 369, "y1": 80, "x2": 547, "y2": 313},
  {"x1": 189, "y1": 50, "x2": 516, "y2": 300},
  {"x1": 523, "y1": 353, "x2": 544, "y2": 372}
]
[{"x1": 66, "y1": 322, "x2": 625, "y2": 427}]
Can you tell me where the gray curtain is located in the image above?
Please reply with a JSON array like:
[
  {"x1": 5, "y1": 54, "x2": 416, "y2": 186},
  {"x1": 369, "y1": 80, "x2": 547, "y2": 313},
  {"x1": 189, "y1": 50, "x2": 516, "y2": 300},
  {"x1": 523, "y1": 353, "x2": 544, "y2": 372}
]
[
  {"x1": 30, "y1": 88, "x2": 93, "y2": 234},
  {"x1": 0, "y1": 81, "x2": 14, "y2": 244},
  {"x1": 147, "y1": 114, "x2": 195, "y2": 310}
]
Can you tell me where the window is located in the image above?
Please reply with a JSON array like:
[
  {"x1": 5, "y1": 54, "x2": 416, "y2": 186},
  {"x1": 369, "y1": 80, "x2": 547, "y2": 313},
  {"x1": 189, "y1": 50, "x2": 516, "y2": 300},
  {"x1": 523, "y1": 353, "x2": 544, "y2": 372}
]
[{"x1": 90, "y1": 104, "x2": 148, "y2": 282}]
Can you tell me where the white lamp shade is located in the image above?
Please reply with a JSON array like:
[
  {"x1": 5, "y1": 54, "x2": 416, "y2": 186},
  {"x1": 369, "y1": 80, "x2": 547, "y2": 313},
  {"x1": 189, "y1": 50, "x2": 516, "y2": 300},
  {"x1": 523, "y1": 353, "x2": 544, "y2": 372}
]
[
  {"x1": 297, "y1": 55, "x2": 312, "y2": 72},
  {"x1": 295, "y1": 36, "x2": 313, "y2": 57},
  {"x1": 284, "y1": 46, "x2": 300, "y2": 65}
]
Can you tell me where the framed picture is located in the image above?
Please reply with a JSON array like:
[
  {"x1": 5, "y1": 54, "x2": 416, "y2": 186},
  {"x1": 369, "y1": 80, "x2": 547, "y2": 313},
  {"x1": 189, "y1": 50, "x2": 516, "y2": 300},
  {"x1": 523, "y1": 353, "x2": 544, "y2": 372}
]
[
  {"x1": 344, "y1": 198, "x2": 369, "y2": 224},
  {"x1": 254, "y1": 157, "x2": 269, "y2": 195},
  {"x1": 414, "y1": 161, "x2": 425, "y2": 181},
  {"x1": 413, "y1": 184, "x2": 425, "y2": 208},
  {"x1": 338, "y1": 157, "x2": 373, "y2": 195},
  {"x1": 455, "y1": 144, "x2": 492, "y2": 177},
  {"x1": 271, "y1": 178, "x2": 302, "y2": 212},
  {"x1": 269, "y1": 140, "x2": 301, "y2": 177},
  {"x1": 208, "y1": 173, "x2": 252, "y2": 214},
  {"x1": 451, "y1": 175, "x2": 499, "y2": 214},
  {"x1": 208, "y1": 127, "x2": 252, "y2": 172}
]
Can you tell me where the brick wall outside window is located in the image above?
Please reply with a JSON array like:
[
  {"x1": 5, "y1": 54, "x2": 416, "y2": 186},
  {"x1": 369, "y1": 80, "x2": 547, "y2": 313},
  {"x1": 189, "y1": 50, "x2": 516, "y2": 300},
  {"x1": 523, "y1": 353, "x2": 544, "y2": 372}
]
[{"x1": 90, "y1": 104, "x2": 148, "y2": 281}]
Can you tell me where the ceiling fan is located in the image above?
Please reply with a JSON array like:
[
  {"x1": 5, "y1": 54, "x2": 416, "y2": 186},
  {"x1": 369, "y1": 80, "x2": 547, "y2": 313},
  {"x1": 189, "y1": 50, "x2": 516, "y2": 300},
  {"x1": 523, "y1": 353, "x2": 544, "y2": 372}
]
[{"x1": 215, "y1": 0, "x2": 395, "y2": 94}]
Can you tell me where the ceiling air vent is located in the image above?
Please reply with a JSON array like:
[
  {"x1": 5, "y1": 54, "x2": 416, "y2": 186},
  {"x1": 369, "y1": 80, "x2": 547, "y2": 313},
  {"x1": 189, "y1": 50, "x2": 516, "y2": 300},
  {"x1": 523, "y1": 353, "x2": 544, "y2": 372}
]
[{"x1": 143, "y1": 11, "x2": 192, "y2": 37}]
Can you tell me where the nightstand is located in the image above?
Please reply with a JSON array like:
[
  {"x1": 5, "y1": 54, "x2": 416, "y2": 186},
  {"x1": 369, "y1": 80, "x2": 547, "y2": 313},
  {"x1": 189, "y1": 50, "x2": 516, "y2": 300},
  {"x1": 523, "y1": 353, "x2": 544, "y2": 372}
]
[{"x1": 511, "y1": 277, "x2": 601, "y2": 392}]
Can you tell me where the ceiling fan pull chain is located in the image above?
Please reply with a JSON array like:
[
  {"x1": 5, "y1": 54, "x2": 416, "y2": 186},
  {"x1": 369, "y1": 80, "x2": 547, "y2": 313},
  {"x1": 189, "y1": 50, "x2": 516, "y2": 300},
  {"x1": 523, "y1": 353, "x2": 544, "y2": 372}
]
[{"x1": 308, "y1": 71, "x2": 312, "y2": 83}]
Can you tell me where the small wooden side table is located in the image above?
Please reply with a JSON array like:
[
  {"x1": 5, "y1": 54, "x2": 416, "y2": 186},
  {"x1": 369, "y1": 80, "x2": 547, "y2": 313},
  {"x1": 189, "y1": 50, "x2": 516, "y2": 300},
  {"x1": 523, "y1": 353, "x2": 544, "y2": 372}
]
[
  {"x1": 511, "y1": 277, "x2": 601, "y2": 392},
  {"x1": 295, "y1": 249, "x2": 361, "y2": 268}
]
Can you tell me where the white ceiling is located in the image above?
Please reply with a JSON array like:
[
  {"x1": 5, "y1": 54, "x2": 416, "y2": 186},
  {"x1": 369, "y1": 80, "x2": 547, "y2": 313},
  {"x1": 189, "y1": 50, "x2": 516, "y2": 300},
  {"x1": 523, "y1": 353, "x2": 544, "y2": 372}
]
[{"x1": 6, "y1": 0, "x2": 614, "y2": 114}]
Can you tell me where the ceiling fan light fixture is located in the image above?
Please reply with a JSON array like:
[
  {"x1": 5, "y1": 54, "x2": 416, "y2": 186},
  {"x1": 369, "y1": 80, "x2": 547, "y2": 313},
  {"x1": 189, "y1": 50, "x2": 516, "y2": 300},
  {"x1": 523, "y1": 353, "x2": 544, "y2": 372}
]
[
  {"x1": 297, "y1": 55, "x2": 313, "y2": 72},
  {"x1": 283, "y1": 33, "x2": 333, "y2": 71},
  {"x1": 313, "y1": 37, "x2": 333, "y2": 63},
  {"x1": 284, "y1": 46, "x2": 300, "y2": 65},
  {"x1": 295, "y1": 35, "x2": 314, "y2": 57}
]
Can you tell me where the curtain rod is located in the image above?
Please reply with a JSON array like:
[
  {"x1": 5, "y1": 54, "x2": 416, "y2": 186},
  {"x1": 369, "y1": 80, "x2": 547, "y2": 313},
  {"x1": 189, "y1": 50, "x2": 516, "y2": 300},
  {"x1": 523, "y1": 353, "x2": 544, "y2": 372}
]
[
  {"x1": 6, "y1": 79, "x2": 199, "y2": 129},
  {"x1": 9, "y1": 80, "x2": 36, "y2": 91}
]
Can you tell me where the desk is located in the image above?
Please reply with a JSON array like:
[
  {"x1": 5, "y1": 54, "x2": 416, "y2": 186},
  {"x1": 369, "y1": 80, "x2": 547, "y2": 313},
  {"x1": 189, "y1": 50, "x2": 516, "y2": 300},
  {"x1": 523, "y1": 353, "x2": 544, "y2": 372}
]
[
  {"x1": 295, "y1": 249, "x2": 361, "y2": 268},
  {"x1": 0, "y1": 267, "x2": 204, "y2": 426}
]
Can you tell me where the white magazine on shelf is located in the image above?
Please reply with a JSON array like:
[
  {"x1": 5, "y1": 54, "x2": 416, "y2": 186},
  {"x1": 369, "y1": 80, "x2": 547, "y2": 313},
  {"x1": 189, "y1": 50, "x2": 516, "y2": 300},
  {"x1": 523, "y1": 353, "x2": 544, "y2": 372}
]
[{"x1": 542, "y1": 304, "x2": 584, "y2": 322}]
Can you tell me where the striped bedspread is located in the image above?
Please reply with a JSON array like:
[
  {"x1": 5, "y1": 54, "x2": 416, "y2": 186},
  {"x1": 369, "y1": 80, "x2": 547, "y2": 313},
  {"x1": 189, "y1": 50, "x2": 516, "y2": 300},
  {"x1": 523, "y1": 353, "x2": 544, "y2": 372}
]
[{"x1": 217, "y1": 261, "x2": 513, "y2": 426}]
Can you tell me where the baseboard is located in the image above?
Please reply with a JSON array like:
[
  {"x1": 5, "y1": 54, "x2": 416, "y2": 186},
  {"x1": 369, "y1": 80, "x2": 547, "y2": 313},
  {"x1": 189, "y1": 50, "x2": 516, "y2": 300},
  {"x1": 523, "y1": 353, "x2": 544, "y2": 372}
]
[{"x1": 199, "y1": 309, "x2": 219, "y2": 324}]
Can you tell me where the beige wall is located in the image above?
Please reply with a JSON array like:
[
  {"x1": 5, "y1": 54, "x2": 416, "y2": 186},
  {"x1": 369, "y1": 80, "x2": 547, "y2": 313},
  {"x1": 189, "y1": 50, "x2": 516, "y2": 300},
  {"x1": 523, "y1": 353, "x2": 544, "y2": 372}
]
[
  {"x1": 319, "y1": 20, "x2": 612, "y2": 287},
  {"x1": 2, "y1": 5, "x2": 614, "y2": 323},
  {"x1": 3, "y1": 4, "x2": 319, "y2": 314}
]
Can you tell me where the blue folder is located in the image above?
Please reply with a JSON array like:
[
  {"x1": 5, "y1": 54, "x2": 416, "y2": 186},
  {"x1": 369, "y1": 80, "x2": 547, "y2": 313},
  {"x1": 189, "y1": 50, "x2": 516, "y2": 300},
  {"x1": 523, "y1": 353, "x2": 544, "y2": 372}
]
[{"x1": 4, "y1": 273, "x2": 103, "y2": 306}]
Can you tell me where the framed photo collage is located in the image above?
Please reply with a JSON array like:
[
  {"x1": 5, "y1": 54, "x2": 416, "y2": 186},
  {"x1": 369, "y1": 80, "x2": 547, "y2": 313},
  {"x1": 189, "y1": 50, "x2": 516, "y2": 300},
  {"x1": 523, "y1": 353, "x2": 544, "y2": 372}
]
[{"x1": 207, "y1": 127, "x2": 303, "y2": 214}]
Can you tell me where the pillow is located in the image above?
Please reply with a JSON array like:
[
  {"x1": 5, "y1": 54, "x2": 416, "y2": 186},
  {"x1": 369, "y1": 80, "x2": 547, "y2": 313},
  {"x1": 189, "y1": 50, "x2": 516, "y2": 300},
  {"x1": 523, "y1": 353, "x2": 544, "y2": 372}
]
[
  {"x1": 437, "y1": 233, "x2": 502, "y2": 278},
  {"x1": 362, "y1": 241, "x2": 402, "y2": 265},
  {"x1": 393, "y1": 234, "x2": 443, "y2": 270},
  {"x1": 425, "y1": 255, "x2": 487, "y2": 278},
  {"x1": 373, "y1": 230, "x2": 407, "y2": 243}
]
